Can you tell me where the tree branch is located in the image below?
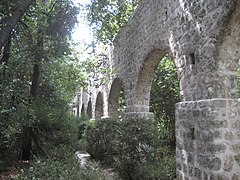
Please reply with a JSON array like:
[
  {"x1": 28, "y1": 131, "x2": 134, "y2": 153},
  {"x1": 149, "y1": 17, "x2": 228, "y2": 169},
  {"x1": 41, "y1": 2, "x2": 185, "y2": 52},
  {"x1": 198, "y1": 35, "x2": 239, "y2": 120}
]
[{"x1": 0, "y1": 0, "x2": 34, "y2": 50}]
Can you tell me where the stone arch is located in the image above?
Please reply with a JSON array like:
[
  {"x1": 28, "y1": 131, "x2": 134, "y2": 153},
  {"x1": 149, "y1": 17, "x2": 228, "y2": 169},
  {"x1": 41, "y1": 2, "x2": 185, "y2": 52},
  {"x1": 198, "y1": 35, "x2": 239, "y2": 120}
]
[
  {"x1": 81, "y1": 103, "x2": 85, "y2": 116},
  {"x1": 75, "y1": 1, "x2": 240, "y2": 178},
  {"x1": 95, "y1": 92, "x2": 104, "y2": 118},
  {"x1": 87, "y1": 100, "x2": 92, "y2": 118},
  {"x1": 134, "y1": 49, "x2": 169, "y2": 113},
  {"x1": 72, "y1": 109, "x2": 76, "y2": 116},
  {"x1": 176, "y1": 3, "x2": 240, "y2": 178},
  {"x1": 217, "y1": 2, "x2": 240, "y2": 98},
  {"x1": 108, "y1": 78, "x2": 125, "y2": 117}
]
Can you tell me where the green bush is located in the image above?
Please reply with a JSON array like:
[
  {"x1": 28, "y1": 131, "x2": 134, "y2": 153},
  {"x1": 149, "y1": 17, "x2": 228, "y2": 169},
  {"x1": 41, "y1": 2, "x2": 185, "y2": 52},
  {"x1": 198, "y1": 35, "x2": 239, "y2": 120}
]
[
  {"x1": 12, "y1": 116, "x2": 113, "y2": 180},
  {"x1": 16, "y1": 153, "x2": 106, "y2": 180},
  {"x1": 137, "y1": 147, "x2": 176, "y2": 179},
  {"x1": 114, "y1": 118, "x2": 156, "y2": 180},
  {"x1": 84, "y1": 117, "x2": 176, "y2": 180},
  {"x1": 85, "y1": 118, "x2": 121, "y2": 165},
  {"x1": 0, "y1": 99, "x2": 84, "y2": 171}
]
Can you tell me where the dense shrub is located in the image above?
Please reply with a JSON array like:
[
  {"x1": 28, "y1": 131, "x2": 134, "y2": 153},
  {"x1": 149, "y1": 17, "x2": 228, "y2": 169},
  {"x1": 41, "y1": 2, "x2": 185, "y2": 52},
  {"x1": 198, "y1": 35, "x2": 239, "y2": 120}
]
[
  {"x1": 0, "y1": 114, "x2": 110, "y2": 179},
  {"x1": 85, "y1": 118, "x2": 121, "y2": 165},
  {"x1": 16, "y1": 152, "x2": 106, "y2": 180},
  {"x1": 115, "y1": 118, "x2": 157, "y2": 180},
  {"x1": 0, "y1": 98, "x2": 88, "y2": 173},
  {"x1": 84, "y1": 117, "x2": 176, "y2": 180},
  {"x1": 150, "y1": 57, "x2": 179, "y2": 149},
  {"x1": 137, "y1": 146, "x2": 176, "y2": 179}
]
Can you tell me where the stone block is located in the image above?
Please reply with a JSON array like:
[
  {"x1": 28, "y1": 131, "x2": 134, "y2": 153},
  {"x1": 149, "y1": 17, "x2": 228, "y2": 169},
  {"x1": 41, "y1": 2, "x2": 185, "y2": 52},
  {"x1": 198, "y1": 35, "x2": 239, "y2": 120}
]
[
  {"x1": 176, "y1": 161, "x2": 182, "y2": 171},
  {"x1": 225, "y1": 131, "x2": 234, "y2": 140},
  {"x1": 232, "y1": 174, "x2": 240, "y2": 180},
  {"x1": 197, "y1": 155, "x2": 221, "y2": 171},
  {"x1": 194, "y1": 167, "x2": 202, "y2": 179},
  {"x1": 223, "y1": 155, "x2": 234, "y2": 172},
  {"x1": 213, "y1": 143, "x2": 227, "y2": 154},
  {"x1": 211, "y1": 158, "x2": 222, "y2": 171},
  {"x1": 188, "y1": 167, "x2": 194, "y2": 177},
  {"x1": 203, "y1": 172, "x2": 208, "y2": 180},
  {"x1": 232, "y1": 144, "x2": 240, "y2": 153},
  {"x1": 234, "y1": 155, "x2": 240, "y2": 167},
  {"x1": 209, "y1": 174, "x2": 229, "y2": 180},
  {"x1": 234, "y1": 120, "x2": 240, "y2": 130},
  {"x1": 187, "y1": 153, "x2": 194, "y2": 165}
]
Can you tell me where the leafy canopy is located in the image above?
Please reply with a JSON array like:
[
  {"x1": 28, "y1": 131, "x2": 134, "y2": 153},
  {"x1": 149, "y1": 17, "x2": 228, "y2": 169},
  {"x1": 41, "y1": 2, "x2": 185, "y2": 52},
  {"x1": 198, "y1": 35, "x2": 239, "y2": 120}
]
[{"x1": 84, "y1": 0, "x2": 139, "y2": 44}]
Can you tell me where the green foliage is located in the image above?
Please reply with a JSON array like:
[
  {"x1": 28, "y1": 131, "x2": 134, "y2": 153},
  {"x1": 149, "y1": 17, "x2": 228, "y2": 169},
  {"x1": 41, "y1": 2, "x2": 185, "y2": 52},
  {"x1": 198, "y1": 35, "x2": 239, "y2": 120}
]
[
  {"x1": 118, "y1": 89, "x2": 126, "y2": 114},
  {"x1": 0, "y1": 0, "x2": 86, "y2": 169},
  {"x1": 85, "y1": 118, "x2": 120, "y2": 165},
  {"x1": 84, "y1": 0, "x2": 139, "y2": 44},
  {"x1": 114, "y1": 118, "x2": 157, "y2": 180},
  {"x1": 150, "y1": 57, "x2": 179, "y2": 121},
  {"x1": 138, "y1": 148, "x2": 176, "y2": 180},
  {"x1": 16, "y1": 152, "x2": 106, "y2": 180},
  {"x1": 81, "y1": 51, "x2": 113, "y2": 88},
  {"x1": 0, "y1": 99, "x2": 77, "y2": 164},
  {"x1": 84, "y1": 117, "x2": 176, "y2": 180},
  {"x1": 150, "y1": 57, "x2": 180, "y2": 148}
]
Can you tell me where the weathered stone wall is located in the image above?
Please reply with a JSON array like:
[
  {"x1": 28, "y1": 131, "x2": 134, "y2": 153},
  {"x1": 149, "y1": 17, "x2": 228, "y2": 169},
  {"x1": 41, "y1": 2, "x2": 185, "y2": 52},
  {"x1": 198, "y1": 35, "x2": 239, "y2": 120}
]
[
  {"x1": 74, "y1": 0, "x2": 240, "y2": 178},
  {"x1": 79, "y1": 0, "x2": 240, "y2": 116},
  {"x1": 176, "y1": 99, "x2": 240, "y2": 179},
  {"x1": 113, "y1": 0, "x2": 239, "y2": 105}
]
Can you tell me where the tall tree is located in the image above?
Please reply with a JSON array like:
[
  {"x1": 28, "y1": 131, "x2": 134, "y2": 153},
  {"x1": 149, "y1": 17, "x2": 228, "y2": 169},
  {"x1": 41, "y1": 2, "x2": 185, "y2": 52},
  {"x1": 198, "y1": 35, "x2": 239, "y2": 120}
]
[
  {"x1": 0, "y1": 0, "x2": 80, "y2": 161},
  {"x1": 21, "y1": 0, "x2": 79, "y2": 160}
]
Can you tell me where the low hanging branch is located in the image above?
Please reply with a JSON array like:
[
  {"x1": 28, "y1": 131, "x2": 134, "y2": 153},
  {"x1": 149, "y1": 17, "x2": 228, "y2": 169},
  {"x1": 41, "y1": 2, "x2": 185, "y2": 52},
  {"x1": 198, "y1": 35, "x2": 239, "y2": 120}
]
[{"x1": 0, "y1": 0, "x2": 33, "y2": 51}]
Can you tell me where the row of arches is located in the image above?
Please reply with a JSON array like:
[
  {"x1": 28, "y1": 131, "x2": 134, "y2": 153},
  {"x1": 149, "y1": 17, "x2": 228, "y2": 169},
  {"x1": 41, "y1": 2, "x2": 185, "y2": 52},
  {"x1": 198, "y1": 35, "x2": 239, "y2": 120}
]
[
  {"x1": 79, "y1": 77, "x2": 125, "y2": 119},
  {"x1": 78, "y1": 52, "x2": 180, "y2": 120},
  {"x1": 73, "y1": 0, "x2": 240, "y2": 178}
]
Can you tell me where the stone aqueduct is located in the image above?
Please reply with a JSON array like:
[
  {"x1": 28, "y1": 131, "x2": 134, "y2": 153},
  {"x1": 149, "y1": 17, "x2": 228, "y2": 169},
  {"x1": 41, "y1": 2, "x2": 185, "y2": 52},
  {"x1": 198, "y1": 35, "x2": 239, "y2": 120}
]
[{"x1": 73, "y1": 0, "x2": 240, "y2": 179}]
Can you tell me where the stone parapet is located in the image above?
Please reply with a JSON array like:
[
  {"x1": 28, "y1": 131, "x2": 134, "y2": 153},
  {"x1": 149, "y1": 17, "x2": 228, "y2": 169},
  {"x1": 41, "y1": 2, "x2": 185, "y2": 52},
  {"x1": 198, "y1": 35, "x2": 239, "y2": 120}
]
[{"x1": 176, "y1": 98, "x2": 240, "y2": 179}]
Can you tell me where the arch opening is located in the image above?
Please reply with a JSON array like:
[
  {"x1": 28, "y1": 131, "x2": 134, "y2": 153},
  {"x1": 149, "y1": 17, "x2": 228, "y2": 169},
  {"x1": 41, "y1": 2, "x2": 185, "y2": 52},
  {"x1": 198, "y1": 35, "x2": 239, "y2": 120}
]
[
  {"x1": 87, "y1": 100, "x2": 92, "y2": 119},
  {"x1": 81, "y1": 103, "x2": 85, "y2": 117},
  {"x1": 134, "y1": 49, "x2": 167, "y2": 112},
  {"x1": 108, "y1": 78, "x2": 126, "y2": 118},
  {"x1": 134, "y1": 49, "x2": 180, "y2": 176},
  {"x1": 217, "y1": 2, "x2": 240, "y2": 99},
  {"x1": 95, "y1": 92, "x2": 104, "y2": 119},
  {"x1": 150, "y1": 56, "x2": 180, "y2": 147}
]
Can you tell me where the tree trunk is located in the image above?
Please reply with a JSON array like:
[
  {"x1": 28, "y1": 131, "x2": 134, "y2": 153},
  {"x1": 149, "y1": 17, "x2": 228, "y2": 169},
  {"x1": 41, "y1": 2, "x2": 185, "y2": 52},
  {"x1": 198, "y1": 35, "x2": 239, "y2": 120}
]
[
  {"x1": 0, "y1": 37, "x2": 11, "y2": 95},
  {"x1": 0, "y1": 37, "x2": 11, "y2": 122},
  {"x1": 30, "y1": 64, "x2": 40, "y2": 99},
  {"x1": 20, "y1": 30, "x2": 43, "y2": 161},
  {"x1": 21, "y1": 126, "x2": 33, "y2": 161},
  {"x1": 0, "y1": 36, "x2": 12, "y2": 148},
  {"x1": 20, "y1": 63, "x2": 40, "y2": 160},
  {"x1": 1, "y1": 38, "x2": 11, "y2": 64},
  {"x1": 0, "y1": 0, "x2": 33, "y2": 50}
]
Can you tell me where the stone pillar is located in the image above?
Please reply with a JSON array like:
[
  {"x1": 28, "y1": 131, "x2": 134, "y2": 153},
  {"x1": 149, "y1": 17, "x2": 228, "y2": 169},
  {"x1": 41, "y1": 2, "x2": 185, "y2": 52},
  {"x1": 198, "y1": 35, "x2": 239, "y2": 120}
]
[{"x1": 176, "y1": 98, "x2": 240, "y2": 179}]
